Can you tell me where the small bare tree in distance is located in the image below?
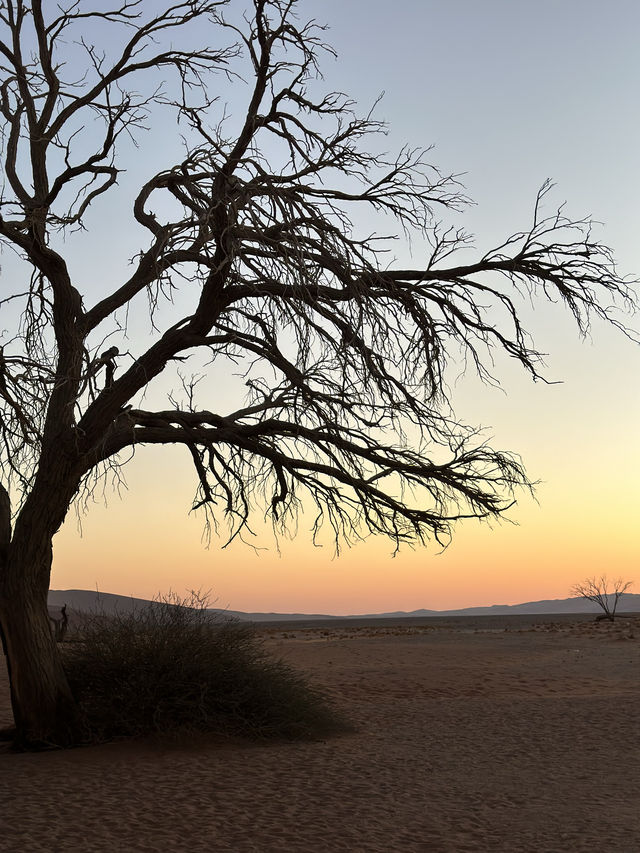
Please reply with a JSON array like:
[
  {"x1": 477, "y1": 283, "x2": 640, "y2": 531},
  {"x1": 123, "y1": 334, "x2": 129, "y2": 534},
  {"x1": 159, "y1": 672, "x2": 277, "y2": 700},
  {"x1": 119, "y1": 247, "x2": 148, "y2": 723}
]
[
  {"x1": 0, "y1": 0, "x2": 636, "y2": 747},
  {"x1": 571, "y1": 576, "x2": 634, "y2": 622}
]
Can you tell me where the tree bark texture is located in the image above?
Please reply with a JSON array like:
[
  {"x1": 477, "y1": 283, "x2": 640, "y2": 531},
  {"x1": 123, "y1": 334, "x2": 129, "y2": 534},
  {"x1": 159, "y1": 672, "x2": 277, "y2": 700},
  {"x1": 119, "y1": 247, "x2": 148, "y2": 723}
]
[
  {"x1": 0, "y1": 573, "x2": 81, "y2": 748},
  {"x1": 0, "y1": 455, "x2": 84, "y2": 748}
]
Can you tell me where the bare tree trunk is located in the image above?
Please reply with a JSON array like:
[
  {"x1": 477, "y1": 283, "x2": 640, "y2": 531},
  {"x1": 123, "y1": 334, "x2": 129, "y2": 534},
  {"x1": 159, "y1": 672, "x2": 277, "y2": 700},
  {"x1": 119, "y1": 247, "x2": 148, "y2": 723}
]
[
  {"x1": 0, "y1": 462, "x2": 84, "y2": 748},
  {"x1": 0, "y1": 570, "x2": 81, "y2": 748}
]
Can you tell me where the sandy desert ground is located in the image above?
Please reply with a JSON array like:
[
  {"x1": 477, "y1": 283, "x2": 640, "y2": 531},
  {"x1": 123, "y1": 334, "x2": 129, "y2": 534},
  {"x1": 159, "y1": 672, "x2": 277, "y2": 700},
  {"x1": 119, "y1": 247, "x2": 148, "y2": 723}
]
[{"x1": 1, "y1": 614, "x2": 639, "y2": 853}]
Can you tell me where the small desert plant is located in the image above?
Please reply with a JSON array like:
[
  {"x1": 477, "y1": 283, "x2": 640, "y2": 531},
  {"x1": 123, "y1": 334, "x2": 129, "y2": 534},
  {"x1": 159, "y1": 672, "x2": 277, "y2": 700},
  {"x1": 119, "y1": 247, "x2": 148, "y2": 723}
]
[{"x1": 63, "y1": 592, "x2": 349, "y2": 743}]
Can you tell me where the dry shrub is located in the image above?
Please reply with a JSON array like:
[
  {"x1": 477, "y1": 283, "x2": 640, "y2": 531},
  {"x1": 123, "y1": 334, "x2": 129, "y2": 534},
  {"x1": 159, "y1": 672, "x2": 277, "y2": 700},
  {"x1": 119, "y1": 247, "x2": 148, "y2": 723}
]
[{"x1": 63, "y1": 592, "x2": 350, "y2": 743}]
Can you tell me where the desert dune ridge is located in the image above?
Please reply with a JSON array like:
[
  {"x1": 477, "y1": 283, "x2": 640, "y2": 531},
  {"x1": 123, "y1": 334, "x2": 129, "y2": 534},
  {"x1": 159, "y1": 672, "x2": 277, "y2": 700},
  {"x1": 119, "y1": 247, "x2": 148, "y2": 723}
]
[{"x1": 2, "y1": 613, "x2": 639, "y2": 852}]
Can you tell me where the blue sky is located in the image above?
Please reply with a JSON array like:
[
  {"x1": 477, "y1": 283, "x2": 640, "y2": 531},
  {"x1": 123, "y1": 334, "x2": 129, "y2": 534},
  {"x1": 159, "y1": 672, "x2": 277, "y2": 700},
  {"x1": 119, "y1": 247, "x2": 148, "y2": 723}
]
[{"x1": 51, "y1": 1, "x2": 640, "y2": 612}]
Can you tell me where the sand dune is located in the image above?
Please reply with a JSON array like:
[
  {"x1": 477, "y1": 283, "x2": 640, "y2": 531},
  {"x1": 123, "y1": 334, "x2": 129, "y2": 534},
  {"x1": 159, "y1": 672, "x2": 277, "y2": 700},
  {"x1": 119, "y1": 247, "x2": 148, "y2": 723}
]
[{"x1": 1, "y1": 616, "x2": 639, "y2": 852}]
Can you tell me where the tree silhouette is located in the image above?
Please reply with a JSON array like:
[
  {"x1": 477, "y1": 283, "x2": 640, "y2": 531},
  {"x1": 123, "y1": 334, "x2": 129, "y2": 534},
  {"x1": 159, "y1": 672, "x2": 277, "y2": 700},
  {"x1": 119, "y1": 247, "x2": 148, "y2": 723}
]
[
  {"x1": 0, "y1": 0, "x2": 634, "y2": 746},
  {"x1": 571, "y1": 576, "x2": 634, "y2": 622}
]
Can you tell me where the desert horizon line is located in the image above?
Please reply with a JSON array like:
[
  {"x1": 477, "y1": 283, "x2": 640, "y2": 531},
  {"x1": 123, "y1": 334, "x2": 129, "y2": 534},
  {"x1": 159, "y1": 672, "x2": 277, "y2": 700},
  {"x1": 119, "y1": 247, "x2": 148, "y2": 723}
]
[{"x1": 47, "y1": 587, "x2": 640, "y2": 620}]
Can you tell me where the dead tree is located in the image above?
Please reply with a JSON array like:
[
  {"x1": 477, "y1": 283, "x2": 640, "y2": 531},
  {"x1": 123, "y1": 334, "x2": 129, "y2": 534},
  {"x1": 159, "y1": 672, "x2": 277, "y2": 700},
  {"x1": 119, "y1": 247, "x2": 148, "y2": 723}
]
[
  {"x1": 571, "y1": 576, "x2": 634, "y2": 622},
  {"x1": 0, "y1": 0, "x2": 635, "y2": 747}
]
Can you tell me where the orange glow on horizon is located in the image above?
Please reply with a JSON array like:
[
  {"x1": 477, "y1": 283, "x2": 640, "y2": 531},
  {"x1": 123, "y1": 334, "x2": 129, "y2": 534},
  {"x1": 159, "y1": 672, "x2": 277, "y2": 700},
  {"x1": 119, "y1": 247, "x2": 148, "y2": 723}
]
[{"x1": 51, "y1": 445, "x2": 639, "y2": 616}]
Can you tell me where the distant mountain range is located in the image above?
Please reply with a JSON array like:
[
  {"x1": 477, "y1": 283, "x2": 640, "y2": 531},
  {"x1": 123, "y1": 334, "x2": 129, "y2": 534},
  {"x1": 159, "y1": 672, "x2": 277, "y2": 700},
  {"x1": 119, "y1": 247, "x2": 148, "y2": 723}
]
[{"x1": 48, "y1": 589, "x2": 640, "y2": 622}]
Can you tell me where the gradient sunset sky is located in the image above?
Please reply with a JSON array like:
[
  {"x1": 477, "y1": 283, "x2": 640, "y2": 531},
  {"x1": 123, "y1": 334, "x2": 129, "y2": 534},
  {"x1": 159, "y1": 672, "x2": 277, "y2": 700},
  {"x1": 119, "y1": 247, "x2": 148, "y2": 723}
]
[{"x1": 51, "y1": 0, "x2": 640, "y2": 614}]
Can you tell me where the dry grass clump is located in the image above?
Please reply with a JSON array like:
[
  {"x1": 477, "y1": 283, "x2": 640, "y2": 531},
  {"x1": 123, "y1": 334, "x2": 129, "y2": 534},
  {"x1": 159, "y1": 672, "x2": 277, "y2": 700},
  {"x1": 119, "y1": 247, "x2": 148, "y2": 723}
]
[{"x1": 63, "y1": 592, "x2": 350, "y2": 743}]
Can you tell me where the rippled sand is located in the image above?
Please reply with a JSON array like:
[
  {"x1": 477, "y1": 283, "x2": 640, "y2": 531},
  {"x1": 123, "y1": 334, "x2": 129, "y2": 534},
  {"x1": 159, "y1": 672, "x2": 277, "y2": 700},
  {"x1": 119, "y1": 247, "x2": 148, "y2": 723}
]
[{"x1": 1, "y1": 616, "x2": 639, "y2": 852}]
